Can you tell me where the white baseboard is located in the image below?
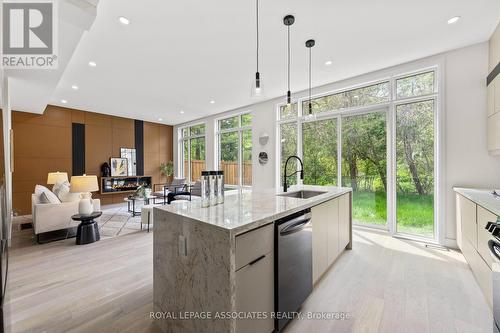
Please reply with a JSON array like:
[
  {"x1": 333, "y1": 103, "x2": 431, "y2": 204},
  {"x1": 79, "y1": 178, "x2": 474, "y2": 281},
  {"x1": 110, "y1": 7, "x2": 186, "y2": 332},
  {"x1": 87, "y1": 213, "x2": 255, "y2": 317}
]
[{"x1": 443, "y1": 237, "x2": 458, "y2": 249}]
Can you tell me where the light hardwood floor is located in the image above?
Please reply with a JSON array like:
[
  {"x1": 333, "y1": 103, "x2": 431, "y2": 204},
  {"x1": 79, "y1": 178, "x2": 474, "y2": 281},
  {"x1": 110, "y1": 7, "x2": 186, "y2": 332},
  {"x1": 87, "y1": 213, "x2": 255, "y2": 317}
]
[{"x1": 5, "y1": 227, "x2": 492, "y2": 333}]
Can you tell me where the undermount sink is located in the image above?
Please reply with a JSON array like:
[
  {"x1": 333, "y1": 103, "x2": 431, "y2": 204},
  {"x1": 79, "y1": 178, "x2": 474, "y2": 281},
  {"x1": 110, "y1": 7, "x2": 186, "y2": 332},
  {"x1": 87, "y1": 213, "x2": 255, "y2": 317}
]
[{"x1": 278, "y1": 190, "x2": 327, "y2": 199}]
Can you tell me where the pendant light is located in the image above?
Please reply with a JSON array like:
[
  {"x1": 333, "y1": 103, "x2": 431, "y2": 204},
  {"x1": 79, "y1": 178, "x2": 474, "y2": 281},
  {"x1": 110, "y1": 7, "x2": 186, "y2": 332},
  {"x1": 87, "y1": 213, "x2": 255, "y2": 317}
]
[
  {"x1": 251, "y1": 0, "x2": 264, "y2": 98},
  {"x1": 283, "y1": 15, "x2": 295, "y2": 105},
  {"x1": 305, "y1": 39, "x2": 315, "y2": 114}
]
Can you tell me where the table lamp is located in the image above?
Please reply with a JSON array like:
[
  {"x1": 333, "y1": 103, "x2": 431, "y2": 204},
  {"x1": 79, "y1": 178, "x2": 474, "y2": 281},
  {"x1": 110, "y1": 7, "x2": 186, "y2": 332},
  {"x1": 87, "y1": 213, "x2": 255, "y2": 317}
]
[
  {"x1": 70, "y1": 174, "x2": 99, "y2": 215},
  {"x1": 47, "y1": 172, "x2": 68, "y2": 190}
]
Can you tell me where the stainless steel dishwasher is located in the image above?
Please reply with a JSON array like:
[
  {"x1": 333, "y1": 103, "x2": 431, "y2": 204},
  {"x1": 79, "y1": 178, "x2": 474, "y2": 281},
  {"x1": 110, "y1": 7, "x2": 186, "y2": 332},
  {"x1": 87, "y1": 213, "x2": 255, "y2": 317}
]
[{"x1": 275, "y1": 208, "x2": 313, "y2": 332}]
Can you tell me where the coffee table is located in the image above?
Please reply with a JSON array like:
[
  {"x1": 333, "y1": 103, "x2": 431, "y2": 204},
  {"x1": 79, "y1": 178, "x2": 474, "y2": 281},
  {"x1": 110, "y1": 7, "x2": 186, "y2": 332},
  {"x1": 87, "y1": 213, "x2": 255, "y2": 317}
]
[
  {"x1": 124, "y1": 195, "x2": 158, "y2": 216},
  {"x1": 71, "y1": 211, "x2": 102, "y2": 245}
]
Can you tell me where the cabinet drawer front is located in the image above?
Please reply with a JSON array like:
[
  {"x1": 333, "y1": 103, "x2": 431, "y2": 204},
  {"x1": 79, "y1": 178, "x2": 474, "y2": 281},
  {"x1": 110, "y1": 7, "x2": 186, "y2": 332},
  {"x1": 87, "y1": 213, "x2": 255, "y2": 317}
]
[
  {"x1": 235, "y1": 223, "x2": 274, "y2": 271},
  {"x1": 477, "y1": 205, "x2": 498, "y2": 268},
  {"x1": 235, "y1": 252, "x2": 274, "y2": 333}
]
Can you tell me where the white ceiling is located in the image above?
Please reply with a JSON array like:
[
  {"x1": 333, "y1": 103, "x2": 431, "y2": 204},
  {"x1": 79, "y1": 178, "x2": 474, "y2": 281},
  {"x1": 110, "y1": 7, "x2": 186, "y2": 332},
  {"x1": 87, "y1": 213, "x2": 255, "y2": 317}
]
[
  {"x1": 42, "y1": 0, "x2": 500, "y2": 125},
  {"x1": 6, "y1": 0, "x2": 98, "y2": 114}
]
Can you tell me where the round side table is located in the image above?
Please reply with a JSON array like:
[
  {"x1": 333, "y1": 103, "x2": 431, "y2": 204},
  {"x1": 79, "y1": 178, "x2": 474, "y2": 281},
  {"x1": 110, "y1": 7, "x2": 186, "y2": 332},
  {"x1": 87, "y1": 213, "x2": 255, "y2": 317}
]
[{"x1": 71, "y1": 211, "x2": 102, "y2": 245}]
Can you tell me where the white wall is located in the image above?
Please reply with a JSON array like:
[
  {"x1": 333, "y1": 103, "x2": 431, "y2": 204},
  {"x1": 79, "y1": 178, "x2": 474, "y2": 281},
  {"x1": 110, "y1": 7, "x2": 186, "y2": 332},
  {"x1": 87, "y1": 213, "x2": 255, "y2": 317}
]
[
  {"x1": 174, "y1": 42, "x2": 494, "y2": 247},
  {"x1": 444, "y1": 42, "x2": 500, "y2": 245}
]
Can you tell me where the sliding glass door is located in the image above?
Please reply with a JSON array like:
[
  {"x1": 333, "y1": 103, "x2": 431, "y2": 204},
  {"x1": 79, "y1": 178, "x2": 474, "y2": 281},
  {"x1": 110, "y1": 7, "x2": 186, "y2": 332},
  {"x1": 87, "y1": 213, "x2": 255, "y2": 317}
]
[{"x1": 341, "y1": 111, "x2": 387, "y2": 228}]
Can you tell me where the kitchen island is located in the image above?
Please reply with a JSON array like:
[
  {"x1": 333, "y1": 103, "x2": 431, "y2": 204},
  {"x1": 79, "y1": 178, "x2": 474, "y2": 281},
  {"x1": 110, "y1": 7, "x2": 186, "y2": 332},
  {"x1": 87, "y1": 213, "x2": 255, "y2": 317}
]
[{"x1": 153, "y1": 185, "x2": 352, "y2": 333}]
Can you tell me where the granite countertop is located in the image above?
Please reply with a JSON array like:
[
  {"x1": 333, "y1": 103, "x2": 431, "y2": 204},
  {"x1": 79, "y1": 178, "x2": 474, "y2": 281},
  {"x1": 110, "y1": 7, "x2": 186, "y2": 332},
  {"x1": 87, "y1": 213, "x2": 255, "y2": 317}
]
[
  {"x1": 155, "y1": 185, "x2": 352, "y2": 235},
  {"x1": 454, "y1": 187, "x2": 500, "y2": 216}
]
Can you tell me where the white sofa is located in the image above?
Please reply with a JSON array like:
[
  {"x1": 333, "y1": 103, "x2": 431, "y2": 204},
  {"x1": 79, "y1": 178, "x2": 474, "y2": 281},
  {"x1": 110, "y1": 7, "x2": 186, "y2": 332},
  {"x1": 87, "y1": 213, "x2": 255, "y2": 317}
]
[{"x1": 31, "y1": 194, "x2": 101, "y2": 235}]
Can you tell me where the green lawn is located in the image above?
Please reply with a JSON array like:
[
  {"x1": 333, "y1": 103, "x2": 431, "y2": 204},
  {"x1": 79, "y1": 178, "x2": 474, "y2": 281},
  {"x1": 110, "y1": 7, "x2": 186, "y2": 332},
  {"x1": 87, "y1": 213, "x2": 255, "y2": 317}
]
[{"x1": 352, "y1": 191, "x2": 434, "y2": 237}]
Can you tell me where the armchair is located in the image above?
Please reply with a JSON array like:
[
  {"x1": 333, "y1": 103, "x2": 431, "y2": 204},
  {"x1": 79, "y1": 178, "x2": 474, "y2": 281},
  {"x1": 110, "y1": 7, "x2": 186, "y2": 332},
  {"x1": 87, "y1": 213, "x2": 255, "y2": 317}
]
[{"x1": 153, "y1": 178, "x2": 187, "y2": 204}]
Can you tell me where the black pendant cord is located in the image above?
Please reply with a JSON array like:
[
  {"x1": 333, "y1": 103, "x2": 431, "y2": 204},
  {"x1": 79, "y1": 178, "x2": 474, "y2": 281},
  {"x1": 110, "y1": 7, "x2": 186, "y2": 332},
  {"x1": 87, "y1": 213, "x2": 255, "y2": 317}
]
[
  {"x1": 308, "y1": 46, "x2": 312, "y2": 114},
  {"x1": 256, "y1": 0, "x2": 259, "y2": 74},
  {"x1": 287, "y1": 24, "x2": 291, "y2": 101},
  {"x1": 305, "y1": 39, "x2": 315, "y2": 114},
  {"x1": 283, "y1": 15, "x2": 294, "y2": 104}
]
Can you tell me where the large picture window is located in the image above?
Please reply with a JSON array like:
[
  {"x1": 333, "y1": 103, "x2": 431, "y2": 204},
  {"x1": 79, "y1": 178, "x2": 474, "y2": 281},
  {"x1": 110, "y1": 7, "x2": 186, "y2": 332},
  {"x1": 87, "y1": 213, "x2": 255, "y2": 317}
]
[
  {"x1": 179, "y1": 123, "x2": 206, "y2": 182},
  {"x1": 278, "y1": 69, "x2": 437, "y2": 240},
  {"x1": 302, "y1": 118, "x2": 338, "y2": 186},
  {"x1": 217, "y1": 113, "x2": 253, "y2": 187}
]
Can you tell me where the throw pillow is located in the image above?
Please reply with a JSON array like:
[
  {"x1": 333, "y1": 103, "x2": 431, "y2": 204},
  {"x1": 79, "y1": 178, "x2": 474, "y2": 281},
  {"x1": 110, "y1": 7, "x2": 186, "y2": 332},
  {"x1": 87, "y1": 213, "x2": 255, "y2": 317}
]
[
  {"x1": 54, "y1": 180, "x2": 69, "y2": 198},
  {"x1": 58, "y1": 184, "x2": 80, "y2": 202},
  {"x1": 34, "y1": 184, "x2": 49, "y2": 196},
  {"x1": 52, "y1": 180, "x2": 70, "y2": 197},
  {"x1": 35, "y1": 185, "x2": 61, "y2": 204}
]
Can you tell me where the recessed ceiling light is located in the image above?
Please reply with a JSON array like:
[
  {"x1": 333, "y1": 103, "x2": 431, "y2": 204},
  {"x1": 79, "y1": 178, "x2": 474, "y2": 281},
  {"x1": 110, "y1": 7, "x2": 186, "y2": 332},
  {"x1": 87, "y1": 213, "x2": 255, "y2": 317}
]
[
  {"x1": 325, "y1": 60, "x2": 332, "y2": 66},
  {"x1": 158, "y1": 118, "x2": 163, "y2": 121},
  {"x1": 210, "y1": 100, "x2": 215, "y2": 104},
  {"x1": 118, "y1": 16, "x2": 130, "y2": 25},
  {"x1": 180, "y1": 110, "x2": 185, "y2": 114},
  {"x1": 71, "y1": 85, "x2": 79, "y2": 90},
  {"x1": 61, "y1": 99, "x2": 67, "y2": 104},
  {"x1": 88, "y1": 61, "x2": 97, "y2": 67},
  {"x1": 447, "y1": 16, "x2": 461, "y2": 24}
]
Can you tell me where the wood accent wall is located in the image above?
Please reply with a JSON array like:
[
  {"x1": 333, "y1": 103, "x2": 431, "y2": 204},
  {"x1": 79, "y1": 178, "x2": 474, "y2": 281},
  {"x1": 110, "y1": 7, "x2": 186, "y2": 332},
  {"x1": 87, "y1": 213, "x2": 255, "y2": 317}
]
[
  {"x1": 12, "y1": 105, "x2": 173, "y2": 214},
  {"x1": 144, "y1": 122, "x2": 172, "y2": 189}
]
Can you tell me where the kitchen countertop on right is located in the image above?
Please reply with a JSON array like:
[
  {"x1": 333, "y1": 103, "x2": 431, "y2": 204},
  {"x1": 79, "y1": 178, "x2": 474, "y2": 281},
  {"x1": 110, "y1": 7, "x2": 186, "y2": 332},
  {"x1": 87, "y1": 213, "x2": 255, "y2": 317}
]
[{"x1": 454, "y1": 187, "x2": 500, "y2": 216}]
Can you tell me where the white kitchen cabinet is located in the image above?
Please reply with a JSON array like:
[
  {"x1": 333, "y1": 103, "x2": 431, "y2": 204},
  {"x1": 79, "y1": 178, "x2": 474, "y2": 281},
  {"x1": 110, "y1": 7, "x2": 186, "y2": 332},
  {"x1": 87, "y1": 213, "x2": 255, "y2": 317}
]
[
  {"x1": 312, "y1": 193, "x2": 351, "y2": 284},
  {"x1": 235, "y1": 223, "x2": 274, "y2": 271},
  {"x1": 235, "y1": 252, "x2": 274, "y2": 333},
  {"x1": 455, "y1": 193, "x2": 463, "y2": 249},
  {"x1": 487, "y1": 81, "x2": 500, "y2": 154},
  {"x1": 462, "y1": 234, "x2": 493, "y2": 308},
  {"x1": 487, "y1": 24, "x2": 500, "y2": 154},
  {"x1": 488, "y1": 112, "x2": 500, "y2": 154},
  {"x1": 477, "y1": 205, "x2": 498, "y2": 268},
  {"x1": 495, "y1": 79, "x2": 500, "y2": 114},
  {"x1": 338, "y1": 193, "x2": 351, "y2": 250},
  {"x1": 457, "y1": 194, "x2": 477, "y2": 249},
  {"x1": 326, "y1": 199, "x2": 340, "y2": 267},
  {"x1": 312, "y1": 201, "x2": 330, "y2": 284},
  {"x1": 488, "y1": 81, "x2": 495, "y2": 117},
  {"x1": 454, "y1": 190, "x2": 493, "y2": 308},
  {"x1": 235, "y1": 224, "x2": 274, "y2": 333}
]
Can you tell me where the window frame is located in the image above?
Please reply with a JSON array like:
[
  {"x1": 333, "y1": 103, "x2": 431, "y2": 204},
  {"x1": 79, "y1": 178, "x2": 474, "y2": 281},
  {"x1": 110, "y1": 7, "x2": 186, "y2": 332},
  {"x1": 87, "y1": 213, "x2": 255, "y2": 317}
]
[
  {"x1": 215, "y1": 111, "x2": 253, "y2": 188},
  {"x1": 276, "y1": 66, "x2": 440, "y2": 243},
  {"x1": 301, "y1": 80, "x2": 391, "y2": 115},
  {"x1": 178, "y1": 121, "x2": 206, "y2": 183}
]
